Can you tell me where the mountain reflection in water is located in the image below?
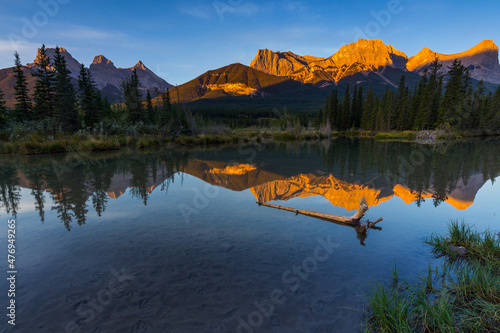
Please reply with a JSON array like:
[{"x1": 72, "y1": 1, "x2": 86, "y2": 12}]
[{"x1": 0, "y1": 138, "x2": 499, "y2": 231}]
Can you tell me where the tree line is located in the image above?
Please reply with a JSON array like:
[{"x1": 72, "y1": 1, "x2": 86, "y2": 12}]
[
  {"x1": 0, "y1": 45, "x2": 192, "y2": 137},
  {"x1": 321, "y1": 58, "x2": 500, "y2": 132}
]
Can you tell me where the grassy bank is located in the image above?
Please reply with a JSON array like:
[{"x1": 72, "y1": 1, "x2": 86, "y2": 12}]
[
  {"x1": 1, "y1": 128, "x2": 499, "y2": 155},
  {"x1": 0, "y1": 134, "x2": 168, "y2": 155},
  {"x1": 0, "y1": 129, "x2": 334, "y2": 155},
  {"x1": 366, "y1": 220, "x2": 500, "y2": 332}
]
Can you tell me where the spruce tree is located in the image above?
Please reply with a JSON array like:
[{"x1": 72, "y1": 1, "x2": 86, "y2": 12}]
[
  {"x1": 394, "y1": 75, "x2": 407, "y2": 130},
  {"x1": 356, "y1": 86, "x2": 363, "y2": 128},
  {"x1": 414, "y1": 59, "x2": 443, "y2": 130},
  {"x1": 326, "y1": 89, "x2": 340, "y2": 130},
  {"x1": 100, "y1": 97, "x2": 112, "y2": 121},
  {"x1": 351, "y1": 84, "x2": 359, "y2": 129},
  {"x1": 53, "y1": 47, "x2": 78, "y2": 132},
  {"x1": 146, "y1": 89, "x2": 154, "y2": 124},
  {"x1": 438, "y1": 59, "x2": 466, "y2": 128},
  {"x1": 13, "y1": 51, "x2": 32, "y2": 122},
  {"x1": 341, "y1": 84, "x2": 351, "y2": 130},
  {"x1": 32, "y1": 44, "x2": 55, "y2": 121},
  {"x1": 472, "y1": 80, "x2": 486, "y2": 129},
  {"x1": 489, "y1": 85, "x2": 500, "y2": 131},
  {"x1": 428, "y1": 58, "x2": 443, "y2": 128},
  {"x1": 78, "y1": 64, "x2": 99, "y2": 128},
  {"x1": 121, "y1": 69, "x2": 143, "y2": 124},
  {"x1": 160, "y1": 89, "x2": 172, "y2": 127},
  {"x1": 323, "y1": 95, "x2": 331, "y2": 125},
  {"x1": 0, "y1": 88, "x2": 7, "y2": 129},
  {"x1": 361, "y1": 86, "x2": 375, "y2": 130},
  {"x1": 414, "y1": 70, "x2": 429, "y2": 130}
]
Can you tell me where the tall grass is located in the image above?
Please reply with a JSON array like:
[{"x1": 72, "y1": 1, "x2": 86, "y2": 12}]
[{"x1": 366, "y1": 220, "x2": 500, "y2": 332}]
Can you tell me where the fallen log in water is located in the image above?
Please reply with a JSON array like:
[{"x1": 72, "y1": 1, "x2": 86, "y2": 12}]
[
  {"x1": 257, "y1": 198, "x2": 383, "y2": 245},
  {"x1": 258, "y1": 198, "x2": 370, "y2": 225}
]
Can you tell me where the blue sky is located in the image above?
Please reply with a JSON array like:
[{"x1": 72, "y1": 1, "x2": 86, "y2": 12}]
[{"x1": 1, "y1": 0, "x2": 499, "y2": 85}]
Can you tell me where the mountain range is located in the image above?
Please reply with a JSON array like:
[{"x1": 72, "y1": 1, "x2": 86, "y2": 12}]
[
  {"x1": 250, "y1": 39, "x2": 500, "y2": 86},
  {"x1": 1, "y1": 39, "x2": 499, "y2": 111},
  {"x1": 156, "y1": 39, "x2": 500, "y2": 111},
  {"x1": 0, "y1": 47, "x2": 172, "y2": 107}
]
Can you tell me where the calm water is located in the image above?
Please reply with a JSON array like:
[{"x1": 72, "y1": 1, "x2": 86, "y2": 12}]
[{"x1": 1, "y1": 138, "x2": 499, "y2": 333}]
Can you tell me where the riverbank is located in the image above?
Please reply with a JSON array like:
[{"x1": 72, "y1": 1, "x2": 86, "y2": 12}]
[
  {"x1": 0, "y1": 130, "x2": 330, "y2": 155},
  {"x1": 0, "y1": 129, "x2": 498, "y2": 155},
  {"x1": 366, "y1": 220, "x2": 500, "y2": 332}
]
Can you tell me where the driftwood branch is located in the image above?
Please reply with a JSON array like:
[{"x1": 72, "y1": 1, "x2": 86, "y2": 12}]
[
  {"x1": 368, "y1": 217, "x2": 384, "y2": 228},
  {"x1": 258, "y1": 198, "x2": 369, "y2": 225},
  {"x1": 257, "y1": 198, "x2": 383, "y2": 246}
]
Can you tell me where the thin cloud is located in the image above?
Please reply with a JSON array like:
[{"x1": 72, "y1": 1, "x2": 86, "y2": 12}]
[
  {"x1": 58, "y1": 26, "x2": 126, "y2": 40},
  {"x1": 284, "y1": 1, "x2": 307, "y2": 12},
  {"x1": 0, "y1": 39, "x2": 40, "y2": 68},
  {"x1": 178, "y1": 5, "x2": 212, "y2": 20},
  {"x1": 232, "y1": 2, "x2": 261, "y2": 16}
]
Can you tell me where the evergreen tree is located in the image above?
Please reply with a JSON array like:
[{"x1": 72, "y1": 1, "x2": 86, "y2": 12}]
[
  {"x1": 32, "y1": 44, "x2": 55, "y2": 121},
  {"x1": 121, "y1": 69, "x2": 143, "y2": 123},
  {"x1": 0, "y1": 88, "x2": 7, "y2": 129},
  {"x1": 472, "y1": 80, "x2": 487, "y2": 129},
  {"x1": 78, "y1": 64, "x2": 99, "y2": 128},
  {"x1": 361, "y1": 86, "x2": 375, "y2": 130},
  {"x1": 413, "y1": 58, "x2": 443, "y2": 129},
  {"x1": 52, "y1": 47, "x2": 78, "y2": 132},
  {"x1": 313, "y1": 108, "x2": 324, "y2": 129},
  {"x1": 427, "y1": 58, "x2": 443, "y2": 128},
  {"x1": 325, "y1": 89, "x2": 340, "y2": 130},
  {"x1": 341, "y1": 84, "x2": 351, "y2": 130},
  {"x1": 100, "y1": 96, "x2": 112, "y2": 121},
  {"x1": 160, "y1": 89, "x2": 172, "y2": 127},
  {"x1": 394, "y1": 75, "x2": 408, "y2": 130},
  {"x1": 323, "y1": 95, "x2": 331, "y2": 124},
  {"x1": 356, "y1": 86, "x2": 363, "y2": 129},
  {"x1": 414, "y1": 70, "x2": 429, "y2": 129},
  {"x1": 351, "y1": 84, "x2": 359, "y2": 129},
  {"x1": 438, "y1": 59, "x2": 466, "y2": 128},
  {"x1": 145, "y1": 89, "x2": 154, "y2": 124},
  {"x1": 13, "y1": 51, "x2": 32, "y2": 122},
  {"x1": 489, "y1": 85, "x2": 500, "y2": 130}
]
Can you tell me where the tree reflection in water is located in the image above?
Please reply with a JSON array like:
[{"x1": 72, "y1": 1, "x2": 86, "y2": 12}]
[{"x1": 0, "y1": 139, "x2": 499, "y2": 231}]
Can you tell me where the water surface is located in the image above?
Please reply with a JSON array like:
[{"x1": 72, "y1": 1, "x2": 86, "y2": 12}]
[{"x1": 1, "y1": 138, "x2": 499, "y2": 333}]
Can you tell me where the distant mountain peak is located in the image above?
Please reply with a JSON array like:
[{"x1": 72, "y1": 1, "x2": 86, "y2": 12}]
[
  {"x1": 27, "y1": 46, "x2": 70, "y2": 66},
  {"x1": 333, "y1": 39, "x2": 408, "y2": 68},
  {"x1": 407, "y1": 40, "x2": 500, "y2": 83},
  {"x1": 26, "y1": 47, "x2": 81, "y2": 78},
  {"x1": 250, "y1": 49, "x2": 323, "y2": 78},
  {"x1": 133, "y1": 60, "x2": 147, "y2": 71},
  {"x1": 250, "y1": 39, "x2": 408, "y2": 85},
  {"x1": 92, "y1": 55, "x2": 114, "y2": 66},
  {"x1": 472, "y1": 39, "x2": 498, "y2": 52}
]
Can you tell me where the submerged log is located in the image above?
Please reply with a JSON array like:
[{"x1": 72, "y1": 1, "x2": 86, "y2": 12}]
[
  {"x1": 258, "y1": 198, "x2": 369, "y2": 225},
  {"x1": 257, "y1": 198, "x2": 383, "y2": 246}
]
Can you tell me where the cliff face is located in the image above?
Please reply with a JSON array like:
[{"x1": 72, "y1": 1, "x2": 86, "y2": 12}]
[
  {"x1": 250, "y1": 49, "x2": 324, "y2": 77},
  {"x1": 249, "y1": 39, "x2": 500, "y2": 86},
  {"x1": 407, "y1": 40, "x2": 500, "y2": 83},
  {"x1": 250, "y1": 39, "x2": 408, "y2": 84},
  {"x1": 26, "y1": 47, "x2": 82, "y2": 79}
]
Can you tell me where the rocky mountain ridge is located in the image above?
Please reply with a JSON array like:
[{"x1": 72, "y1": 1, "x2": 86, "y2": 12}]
[
  {"x1": 250, "y1": 39, "x2": 500, "y2": 85},
  {"x1": 10, "y1": 47, "x2": 173, "y2": 104}
]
